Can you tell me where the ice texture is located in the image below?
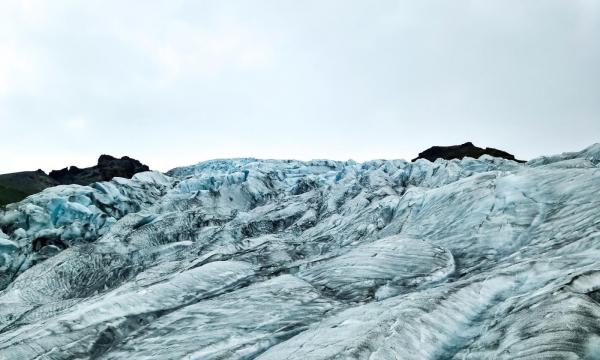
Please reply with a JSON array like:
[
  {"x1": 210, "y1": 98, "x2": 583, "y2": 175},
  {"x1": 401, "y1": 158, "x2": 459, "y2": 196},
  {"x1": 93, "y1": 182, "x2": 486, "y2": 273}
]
[{"x1": 0, "y1": 144, "x2": 599, "y2": 359}]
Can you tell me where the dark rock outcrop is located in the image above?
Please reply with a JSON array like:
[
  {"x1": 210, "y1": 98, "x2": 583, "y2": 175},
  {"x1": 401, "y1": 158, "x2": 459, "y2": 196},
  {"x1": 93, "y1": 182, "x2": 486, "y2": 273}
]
[
  {"x1": 49, "y1": 155, "x2": 150, "y2": 185},
  {"x1": 412, "y1": 142, "x2": 525, "y2": 163},
  {"x1": 0, "y1": 155, "x2": 149, "y2": 206}
]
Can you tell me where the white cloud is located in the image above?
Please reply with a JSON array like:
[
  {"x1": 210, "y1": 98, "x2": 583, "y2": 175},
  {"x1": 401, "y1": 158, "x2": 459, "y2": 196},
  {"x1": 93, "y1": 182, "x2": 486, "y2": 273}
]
[
  {"x1": 0, "y1": 0, "x2": 48, "y2": 24},
  {"x1": 0, "y1": 42, "x2": 39, "y2": 96},
  {"x1": 63, "y1": 116, "x2": 88, "y2": 132},
  {"x1": 134, "y1": 21, "x2": 275, "y2": 85}
]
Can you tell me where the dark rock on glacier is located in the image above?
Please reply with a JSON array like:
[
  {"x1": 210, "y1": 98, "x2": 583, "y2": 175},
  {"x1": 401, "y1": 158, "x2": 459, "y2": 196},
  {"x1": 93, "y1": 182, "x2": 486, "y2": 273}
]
[
  {"x1": 0, "y1": 144, "x2": 599, "y2": 359},
  {"x1": 49, "y1": 154, "x2": 150, "y2": 185},
  {"x1": 412, "y1": 142, "x2": 525, "y2": 163}
]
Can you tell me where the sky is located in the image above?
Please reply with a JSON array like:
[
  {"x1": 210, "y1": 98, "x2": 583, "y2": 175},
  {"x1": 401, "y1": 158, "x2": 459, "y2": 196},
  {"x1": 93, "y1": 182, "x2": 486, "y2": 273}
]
[{"x1": 1, "y1": 0, "x2": 599, "y2": 173}]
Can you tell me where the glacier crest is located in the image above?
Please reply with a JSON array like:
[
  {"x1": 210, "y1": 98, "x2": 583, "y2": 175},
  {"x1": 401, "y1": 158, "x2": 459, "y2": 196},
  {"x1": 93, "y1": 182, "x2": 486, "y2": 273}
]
[{"x1": 0, "y1": 147, "x2": 599, "y2": 359}]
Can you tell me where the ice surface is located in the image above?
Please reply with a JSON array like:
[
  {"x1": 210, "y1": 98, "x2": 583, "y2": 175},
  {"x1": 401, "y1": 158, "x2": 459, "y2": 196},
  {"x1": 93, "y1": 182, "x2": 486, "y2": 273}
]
[
  {"x1": 0, "y1": 146, "x2": 599, "y2": 359},
  {"x1": 296, "y1": 235, "x2": 455, "y2": 301},
  {"x1": 0, "y1": 172, "x2": 171, "y2": 288}
]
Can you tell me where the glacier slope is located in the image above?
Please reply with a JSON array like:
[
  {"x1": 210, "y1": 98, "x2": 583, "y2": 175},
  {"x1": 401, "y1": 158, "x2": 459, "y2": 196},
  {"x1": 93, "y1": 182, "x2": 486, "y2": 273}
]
[{"x1": 0, "y1": 145, "x2": 599, "y2": 359}]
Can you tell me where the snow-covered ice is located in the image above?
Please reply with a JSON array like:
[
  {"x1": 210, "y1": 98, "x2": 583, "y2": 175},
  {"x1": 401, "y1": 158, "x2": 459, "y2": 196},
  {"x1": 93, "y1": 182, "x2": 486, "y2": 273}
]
[{"x1": 0, "y1": 145, "x2": 599, "y2": 359}]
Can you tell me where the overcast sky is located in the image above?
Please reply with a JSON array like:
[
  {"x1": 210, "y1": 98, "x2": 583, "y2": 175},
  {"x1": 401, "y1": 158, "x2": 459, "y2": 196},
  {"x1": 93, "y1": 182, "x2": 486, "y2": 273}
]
[{"x1": 1, "y1": 1, "x2": 599, "y2": 173}]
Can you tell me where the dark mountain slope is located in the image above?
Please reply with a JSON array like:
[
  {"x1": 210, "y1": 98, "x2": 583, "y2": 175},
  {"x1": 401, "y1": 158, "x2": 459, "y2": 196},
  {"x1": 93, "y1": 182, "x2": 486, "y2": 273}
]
[{"x1": 0, "y1": 170, "x2": 59, "y2": 206}]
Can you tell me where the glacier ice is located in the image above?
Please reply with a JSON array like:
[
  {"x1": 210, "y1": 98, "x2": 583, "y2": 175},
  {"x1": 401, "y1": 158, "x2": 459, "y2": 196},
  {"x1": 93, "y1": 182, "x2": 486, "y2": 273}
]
[{"x1": 0, "y1": 145, "x2": 599, "y2": 359}]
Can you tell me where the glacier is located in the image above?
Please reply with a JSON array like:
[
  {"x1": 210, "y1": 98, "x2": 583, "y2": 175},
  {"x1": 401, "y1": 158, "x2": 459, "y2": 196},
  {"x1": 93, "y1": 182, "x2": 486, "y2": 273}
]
[{"x1": 0, "y1": 144, "x2": 599, "y2": 359}]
